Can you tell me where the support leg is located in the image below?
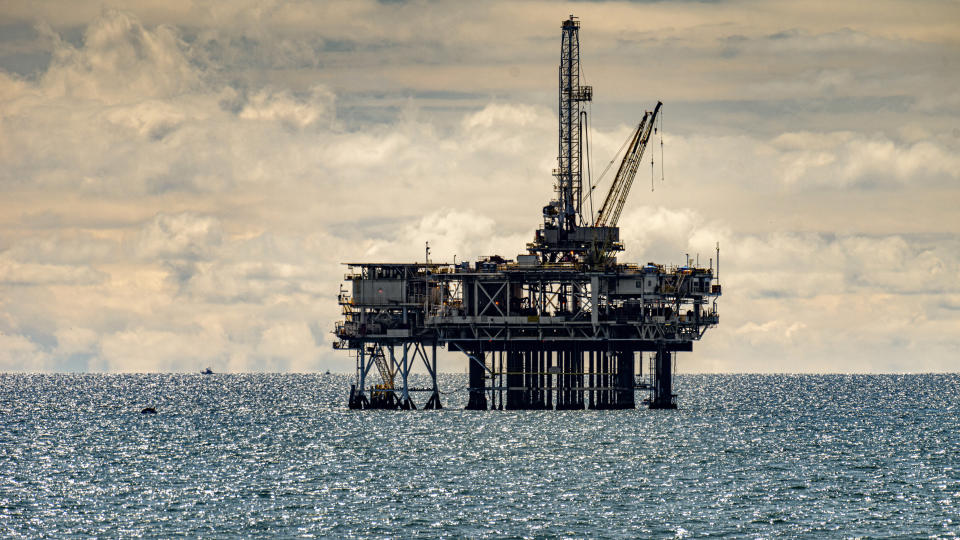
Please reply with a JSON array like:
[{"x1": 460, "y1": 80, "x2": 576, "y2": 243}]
[
  {"x1": 650, "y1": 344, "x2": 677, "y2": 409},
  {"x1": 576, "y1": 347, "x2": 585, "y2": 409},
  {"x1": 616, "y1": 349, "x2": 635, "y2": 409},
  {"x1": 546, "y1": 350, "x2": 553, "y2": 410},
  {"x1": 398, "y1": 344, "x2": 415, "y2": 410},
  {"x1": 588, "y1": 349, "x2": 595, "y2": 409},
  {"x1": 506, "y1": 349, "x2": 524, "y2": 410},
  {"x1": 424, "y1": 342, "x2": 443, "y2": 409},
  {"x1": 465, "y1": 348, "x2": 488, "y2": 410}
]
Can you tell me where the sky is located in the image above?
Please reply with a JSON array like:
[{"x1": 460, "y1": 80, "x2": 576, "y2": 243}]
[{"x1": 0, "y1": 0, "x2": 958, "y2": 373}]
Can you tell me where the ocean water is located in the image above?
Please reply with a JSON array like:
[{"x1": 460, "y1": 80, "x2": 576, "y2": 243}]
[{"x1": 1, "y1": 373, "x2": 958, "y2": 538}]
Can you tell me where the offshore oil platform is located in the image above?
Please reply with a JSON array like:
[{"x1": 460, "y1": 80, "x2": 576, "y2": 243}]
[{"x1": 333, "y1": 16, "x2": 720, "y2": 410}]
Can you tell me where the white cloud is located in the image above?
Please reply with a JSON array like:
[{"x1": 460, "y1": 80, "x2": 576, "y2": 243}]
[
  {"x1": 0, "y1": 332, "x2": 50, "y2": 371},
  {"x1": 0, "y1": 6, "x2": 957, "y2": 374},
  {"x1": 734, "y1": 320, "x2": 808, "y2": 347},
  {"x1": 256, "y1": 322, "x2": 318, "y2": 372},
  {"x1": 134, "y1": 213, "x2": 223, "y2": 260},
  {"x1": 96, "y1": 327, "x2": 227, "y2": 372},
  {"x1": 239, "y1": 86, "x2": 335, "y2": 130},
  {"x1": 3, "y1": 232, "x2": 118, "y2": 265},
  {"x1": 769, "y1": 131, "x2": 960, "y2": 187},
  {"x1": 39, "y1": 10, "x2": 201, "y2": 102},
  {"x1": 0, "y1": 260, "x2": 106, "y2": 286},
  {"x1": 363, "y1": 209, "x2": 529, "y2": 264},
  {"x1": 54, "y1": 327, "x2": 99, "y2": 356},
  {"x1": 105, "y1": 100, "x2": 187, "y2": 139}
]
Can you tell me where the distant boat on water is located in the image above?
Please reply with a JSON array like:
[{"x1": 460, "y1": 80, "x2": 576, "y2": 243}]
[{"x1": 201, "y1": 367, "x2": 214, "y2": 375}]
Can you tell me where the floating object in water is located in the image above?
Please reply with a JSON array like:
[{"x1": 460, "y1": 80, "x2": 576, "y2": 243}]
[
  {"x1": 141, "y1": 407, "x2": 157, "y2": 414},
  {"x1": 201, "y1": 367, "x2": 214, "y2": 375}
]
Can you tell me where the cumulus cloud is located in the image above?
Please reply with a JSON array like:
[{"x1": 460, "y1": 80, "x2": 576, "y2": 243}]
[
  {"x1": 105, "y1": 100, "x2": 187, "y2": 140},
  {"x1": 0, "y1": 4, "x2": 957, "y2": 373},
  {"x1": 363, "y1": 209, "x2": 529, "y2": 263},
  {"x1": 54, "y1": 327, "x2": 99, "y2": 357},
  {"x1": 0, "y1": 260, "x2": 106, "y2": 286},
  {"x1": 771, "y1": 131, "x2": 960, "y2": 188},
  {"x1": 255, "y1": 322, "x2": 319, "y2": 372},
  {"x1": 0, "y1": 332, "x2": 50, "y2": 371},
  {"x1": 238, "y1": 86, "x2": 335, "y2": 130},
  {"x1": 734, "y1": 320, "x2": 808, "y2": 347},
  {"x1": 3, "y1": 232, "x2": 117, "y2": 264},
  {"x1": 134, "y1": 212, "x2": 223, "y2": 260},
  {"x1": 39, "y1": 10, "x2": 201, "y2": 102},
  {"x1": 96, "y1": 327, "x2": 227, "y2": 372}
]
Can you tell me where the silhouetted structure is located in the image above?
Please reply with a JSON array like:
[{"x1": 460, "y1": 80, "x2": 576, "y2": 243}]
[{"x1": 334, "y1": 16, "x2": 720, "y2": 410}]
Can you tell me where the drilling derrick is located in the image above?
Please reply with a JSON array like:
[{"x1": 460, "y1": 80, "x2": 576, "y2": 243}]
[
  {"x1": 532, "y1": 16, "x2": 619, "y2": 264},
  {"x1": 333, "y1": 16, "x2": 721, "y2": 411},
  {"x1": 555, "y1": 16, "x2": 591, "y2": 234}
]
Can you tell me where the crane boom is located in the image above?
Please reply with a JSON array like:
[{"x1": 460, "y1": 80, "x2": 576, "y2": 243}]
[{"x1": 594, "y1": 101, "x2": 662, "y2": 227}]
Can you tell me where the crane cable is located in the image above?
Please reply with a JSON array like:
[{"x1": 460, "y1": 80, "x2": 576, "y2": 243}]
[
  {"x1": 652, "y1": 105, "x2": 665, "y2": 191},
  {"x1": 580, "y1": 61, "x2": 594, "y2": 225},
  {"x1": 590, "y1": 128, "x2": 632, "y2": 195},
  {"x1": 660, "y1": 105, "x2": 665, "y2": 183},
  {"x1": 583, "y1": 109, "x2": 594, "y2": 225}
]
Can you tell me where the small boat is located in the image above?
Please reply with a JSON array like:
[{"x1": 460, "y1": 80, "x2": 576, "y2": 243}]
[
  {"x1": 201, "y1": 367, "x2": 214, "y2": 375},
  {"x1": 324, "y1": 370, "x2": 331, "y2": 375}
]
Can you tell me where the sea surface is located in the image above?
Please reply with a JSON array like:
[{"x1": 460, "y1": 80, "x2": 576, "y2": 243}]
[{"x1": 1, "y1": 373, "x2": 958, "y2": 538}]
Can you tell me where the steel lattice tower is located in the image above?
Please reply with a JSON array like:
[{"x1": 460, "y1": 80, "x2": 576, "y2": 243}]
[{"x1": 556, "y1": 16, "x2": 592, "y2": 232}]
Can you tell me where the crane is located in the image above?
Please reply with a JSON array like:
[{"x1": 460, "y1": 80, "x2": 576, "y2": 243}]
[{"x1": 594, "y1": 101, "x2": 662, "y2": 228}]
